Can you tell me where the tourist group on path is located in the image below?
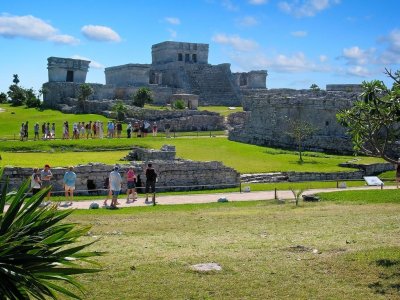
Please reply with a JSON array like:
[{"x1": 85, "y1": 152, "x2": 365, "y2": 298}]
[
  {"x1": 30, "y1": 163, "x2": 158, "y2": 208},
  {"x1": 20, "y1": 120, "x2": 162, "y2": 141}
]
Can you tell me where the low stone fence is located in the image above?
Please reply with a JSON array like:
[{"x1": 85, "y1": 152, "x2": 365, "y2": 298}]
[
  {"x1": 2, "y1": 160, "x2": 240, "y2": 195},
  {"x1": 241, "y1": 169, "x2": 371, "y2": 183},
  {"x1": 339, "y1": 162, "x2": 394, "y2": 175}
]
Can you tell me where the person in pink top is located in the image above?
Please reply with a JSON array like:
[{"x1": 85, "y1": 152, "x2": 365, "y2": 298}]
[{"x1": 126, "y1": 166, "x2": 137, "y2": 203}]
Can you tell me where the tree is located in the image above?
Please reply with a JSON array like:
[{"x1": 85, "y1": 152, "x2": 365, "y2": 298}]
[
  {"x1": 24, "y1": 88, "x2": 41, "y2": 108},
  {"x1": 0, "y1": 92, "x2": 7, "y2": 104},
  {"x1": 286, "y1": 119, "x2": 317, "y2": 163},
  {"x1": 0, "y1": 169, "x2": 102, "y2": 299},
  {"x1": 12, "y1": 74, "x2": 20, "y2": 85},
  {"x1": 78, "y1": 83, "x2": 93, "y2": 113},
  {"x1": 7, "y1": 84, "x2": 26, "y2": 106},
  {"x1": 112, "y1": 100, "x2": 128, "y2": 121},
  {"x1": 132, "y1": 87, "x2": 153, "y2": 108},
  {"x1": 336, "y1": 69, "x2": 400, "y2": 163},
  {"x1": 310, "y1": 83, "x2": 320, "y2": 91}
]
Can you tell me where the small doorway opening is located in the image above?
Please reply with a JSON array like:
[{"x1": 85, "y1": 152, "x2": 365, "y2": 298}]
[
  {"x1": 192, "y1": 54, "x2": 197, "y2": 63},
  {"x1": 66, "y1": 70, "x2": 74, "y2": 82},
  {"x1": 178, "y1": 53, "x2": 183, "y2": 61}
]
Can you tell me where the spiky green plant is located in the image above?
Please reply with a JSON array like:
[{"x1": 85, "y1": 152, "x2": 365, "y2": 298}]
[
  {"x1": 0, "y1": 170, "x2": 103, "y2": 299},
  {"x1": 290, "y1": 188, "x2": 305, "y2": 207}
]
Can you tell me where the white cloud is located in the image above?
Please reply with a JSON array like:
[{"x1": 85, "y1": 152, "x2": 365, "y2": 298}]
[
  {"x1": 291, "y1": 30, "x2": 307, "y2": 37},
  {"x1": 319, "y1": 55, "x2": 328, "y2": 62},
  {"x1": 278, "y1": 0, "x2": 340, "y2": 17},
  {"x1": 248, "y1": 0, "x2": 268, "y2": 5},
  {"x1": 237, "y1": 16, "x2": 258, "y2": 27},
  {"x1": 165, "y1": 17, "x2": 181, "y2": 25},
  {"x1": 341, "y1": 46, "x2": 374, "y2": 65},
  {"x1": 346, "y1": 66, "x2": 370, "y2": 77},
  {"x1": 81, "y1": 25, "x2": 121, "y2": 42},
  {"x1": 222, "y1": 0, "x2": 239, "y2": 11},
  {"x1": 71, "y1": 55, "x2": 104, "y2": 69},
  {"x1": 212, "y1": 34, "x2": 258, "y2": 52},
  {"x1": 0, "y1": 14, "x2": 79, "y2": 45}
]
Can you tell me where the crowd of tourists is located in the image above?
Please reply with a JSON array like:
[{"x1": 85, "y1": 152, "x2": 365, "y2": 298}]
[
  {"x1": 31, "y1": 163, "x2": 158, "y2": 208},
  {"x1": 19, "y1": 120, "x2": 165, "y2": 141}
]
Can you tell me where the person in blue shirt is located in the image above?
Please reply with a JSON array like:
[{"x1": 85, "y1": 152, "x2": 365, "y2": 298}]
[{"x1": 63, "y1": 166, "x2": 77, "y2": 204}]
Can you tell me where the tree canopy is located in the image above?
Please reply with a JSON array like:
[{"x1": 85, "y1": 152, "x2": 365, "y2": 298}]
[
  {"x1": 132, "y1": 87, "x2": 153, "y2": 108},
  {"x1": 336, "y1": 69, "x2": 400, "y2": 163}
]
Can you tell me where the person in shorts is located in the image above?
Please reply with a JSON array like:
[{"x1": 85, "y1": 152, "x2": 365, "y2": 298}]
[
  {"x1": 126, "y1": 166, "x2": 137, "y2": 203},
  {"x1": 63, "y1": 166, "x2": 77, "y2": 204},
  {"x1": 109, "y1": 166, "x2": 122, "y2": 208},
  {"x1": 40, "y1": 164, "x2": 53, "y2": 201}
]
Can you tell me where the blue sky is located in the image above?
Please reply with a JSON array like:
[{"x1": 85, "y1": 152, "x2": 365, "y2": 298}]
[{"x1": 1, "y1": 0, "x2": 400, "y2": 94}]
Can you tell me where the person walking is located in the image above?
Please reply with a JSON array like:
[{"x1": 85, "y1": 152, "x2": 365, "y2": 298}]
[
  {"x1": 109, "y1": 166, "x2": 122, "y2": 209},
  {"x1": 40, "y1": 164, "x2": 53, "y2": 202},
  {"x1": 30, "y1": 168, "x2": 41, "y2": 195},
  {"x1": 34, "y1": 122, "x2": 39, "y2": 141},
  {"x1": 63, "y1": 166, "x2": 77, "y2": 205},
  {"x1": 126, "y1": 166, "x2": 137, "y2": 203},
  {"x1": 145, "y1": 163, "x2": 157, "y2": 205}
]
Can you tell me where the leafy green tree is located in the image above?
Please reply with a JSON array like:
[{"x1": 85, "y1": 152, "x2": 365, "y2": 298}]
[
  {"x1": 310, "y1": 83, "x2": 320, "y2": 91},
  {"x1": 0, "y1": 169, "x2": 102, "y2": 299},
  {"x1": 78, "y1": 83, "x2": 94, "y2": 113},
  {"x1": 7, "y1": 84, "x2": 26, "y2": 106},
  {"x1": 112, "y1": 100, "x2": 128, "y2": 121},
  {"x1": 132, "y1": 87, "x2": 153, "y2": 108},
  {"x1": 286, "y1": 119, "x2": 317, "y2": 163},
  {"x1": 336, "y1": 69, "x2": 400, "y2": 163},
  {"x1": 25, "y1": 88, "x2": 41, "y2": 108},
  {"x1": 0, "y1": 92, "x2": 7, "y2": 104}
]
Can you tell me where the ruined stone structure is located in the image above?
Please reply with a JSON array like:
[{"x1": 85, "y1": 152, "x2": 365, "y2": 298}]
[
  {"x1": 228, "y1": 87, "x2": 362, "y2": 153},
  {"x1": 43, "y1": 41, "x2": 267, "y2": 108},
  {"x1": 2, "y1": 146, "x2": 240, "y2": 194}
]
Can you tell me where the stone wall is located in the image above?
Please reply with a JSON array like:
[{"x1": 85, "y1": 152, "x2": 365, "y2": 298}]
[
  {"x1": 2, "y1": 160, "x2": 240, "y2": 194},
  {"x1": 229, "y1": 88, "x2": 360, "y2": 153},
  {"x1": 124, "y1": 145, "x2": 176, "y2": 161},
  {"x1": 105, "y1": 64, "x2": 151, "y2": 86}
]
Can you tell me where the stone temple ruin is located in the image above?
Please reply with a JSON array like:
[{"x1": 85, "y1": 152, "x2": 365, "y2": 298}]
[
  {"x1": 43, "y1": 41, "x2": 267, "y2": 108},
  {"x1": 42, "y1": 39, "x2": 370, "y2": 154}
]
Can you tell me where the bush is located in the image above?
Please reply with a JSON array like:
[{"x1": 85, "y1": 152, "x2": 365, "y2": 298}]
[{"x1": 172, "y1": 99, "x2": 186, "y2": 110}]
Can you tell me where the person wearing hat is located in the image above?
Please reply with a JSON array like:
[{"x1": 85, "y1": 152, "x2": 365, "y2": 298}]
[
  {"x1": 109, "y1": 166, "x2": 122, "y2": 208},
  {"x1": 63, "y1": 166, "x2": 77, "y2": 204},
  {"x1": 40, "y1": 164, "x2": 53, "y2": 201}
]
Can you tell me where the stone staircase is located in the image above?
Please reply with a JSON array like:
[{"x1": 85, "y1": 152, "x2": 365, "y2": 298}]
[{"x1": 183, "y1": 65, "x2": 241, "y2": 106}]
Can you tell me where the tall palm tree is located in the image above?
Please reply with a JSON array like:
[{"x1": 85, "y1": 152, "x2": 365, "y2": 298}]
[{"x1": 0, "y1": 170, "x2": 103, "y2": 299}]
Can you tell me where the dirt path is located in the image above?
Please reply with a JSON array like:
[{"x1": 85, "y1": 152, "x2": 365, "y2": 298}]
[{"x1": 56, "y1": 185, "x2": 393, "y2": 209}]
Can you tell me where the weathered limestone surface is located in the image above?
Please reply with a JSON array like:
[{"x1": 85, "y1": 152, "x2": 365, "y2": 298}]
[{"x1": 228, "y1": 89, "x2": 360, "y2": 153}]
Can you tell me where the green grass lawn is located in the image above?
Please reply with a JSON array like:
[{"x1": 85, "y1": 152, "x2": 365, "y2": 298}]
[
  {"x1": 0, "y1": 103, "x2": 386, "y2": 173},
  {"x1": 198, "y1": 105, "x2": 243, "y2": 117},
  {"x1": 63, "y1": 198, "x2": 400, "y2": 299},
  {"x1": 0, "y1": 136, "x2": 384, "y2": 172},
  {"x1": 318, "y1": 188, "x2": 400, "y2": 204},
  {"x1": 0, "y1": 104, "x2": 110, "y2": 139}
]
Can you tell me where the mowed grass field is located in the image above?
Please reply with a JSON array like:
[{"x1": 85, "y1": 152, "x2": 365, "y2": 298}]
[
  {"x1": 0, "y1": 103, "x2": 386, "y2": 173},
  {"x1": 62, "y1": 194, "x2": 400, "y2": 299},
  {"x1": 0, "y1": 137, "x2": 384, "y2": 173}
]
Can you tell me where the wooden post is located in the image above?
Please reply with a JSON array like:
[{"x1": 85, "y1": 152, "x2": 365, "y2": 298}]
[{"x1": 274, "y1": 188, "x2": 277, "y2": 200}]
